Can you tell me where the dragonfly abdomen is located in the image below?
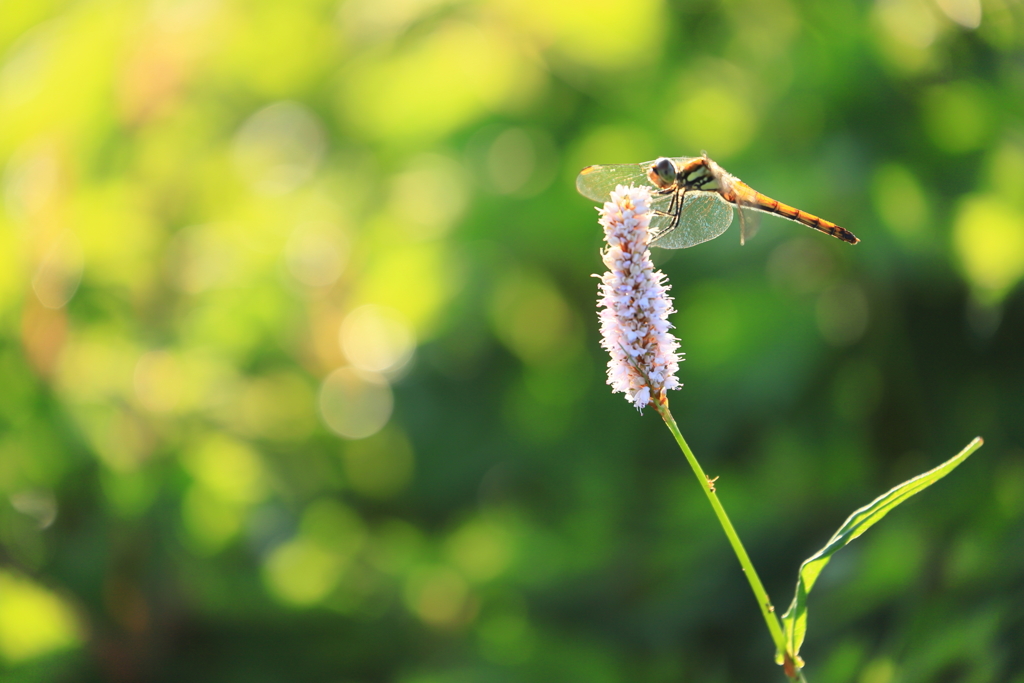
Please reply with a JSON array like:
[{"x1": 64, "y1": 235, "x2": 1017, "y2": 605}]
[{"x1": 751, "y1": 191, "x2": 859, "y2": 245}]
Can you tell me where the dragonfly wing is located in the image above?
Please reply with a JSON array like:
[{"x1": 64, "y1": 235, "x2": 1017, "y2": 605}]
[
  {"x1": 650, "y1": 191, "x2": 734, "y2": 249},
  {"x1": 738, "y1": 206, "x2": 761, "y2": 245},
  {"x1": 575, "y1": 157, "x2": 701, "y2": 202},
  {"x1": 575, "y1": 163, "x2": 649, "y2": 202}
]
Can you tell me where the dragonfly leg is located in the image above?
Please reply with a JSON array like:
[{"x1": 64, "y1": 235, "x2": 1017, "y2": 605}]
[
  {"x1": 652, "y1": 188, "x2": 681, "y2": 221},
  {"x1": 649, "y1": 187, "x2": 678, "y2": 218},
  {"x1": 669, "y1": 189, "x2": 686, "y2": 229}
]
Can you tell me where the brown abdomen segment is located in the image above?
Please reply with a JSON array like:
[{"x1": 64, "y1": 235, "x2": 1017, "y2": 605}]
[{"x1": 750, "y1": 191, "x2": 859, "y2": 245}]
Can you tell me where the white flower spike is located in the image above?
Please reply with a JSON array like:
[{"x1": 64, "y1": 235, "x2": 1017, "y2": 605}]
[{"x1": 596, "y1": 185, "x2": 682, "y2": 409}]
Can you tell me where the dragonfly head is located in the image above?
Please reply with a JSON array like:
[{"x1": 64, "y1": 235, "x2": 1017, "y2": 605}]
[{"x1": 647, "y1": 157, "x2": 678, "y2": 189}]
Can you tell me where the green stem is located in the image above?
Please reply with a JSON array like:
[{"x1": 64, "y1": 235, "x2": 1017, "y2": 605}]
[{"x1": 654, "y1": 398, "x2": 792, "y2": 674}]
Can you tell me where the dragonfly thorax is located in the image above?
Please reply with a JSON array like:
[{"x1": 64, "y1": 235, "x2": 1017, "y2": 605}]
[{"x1": 680, "y1": 160, "x2": 719, "y2": 191}]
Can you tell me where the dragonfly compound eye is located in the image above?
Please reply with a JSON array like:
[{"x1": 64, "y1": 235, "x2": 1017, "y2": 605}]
[{"x1": 648, "y1": 157, "x2": 677, "y2": 188}]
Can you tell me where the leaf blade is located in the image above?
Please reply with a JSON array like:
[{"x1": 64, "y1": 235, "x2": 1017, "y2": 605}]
[{"x1": 780, "y1": 437, "x2": 984, "y2": 664}]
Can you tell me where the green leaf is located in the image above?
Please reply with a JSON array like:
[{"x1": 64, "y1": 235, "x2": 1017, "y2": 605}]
[{"x1": 780, "y1": 437, "x2": 984, "y2": 667}]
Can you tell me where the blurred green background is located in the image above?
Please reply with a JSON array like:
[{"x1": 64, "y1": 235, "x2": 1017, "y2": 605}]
[{"x1": 0, "y1": 0, "x2": 1022, "y2": 681}]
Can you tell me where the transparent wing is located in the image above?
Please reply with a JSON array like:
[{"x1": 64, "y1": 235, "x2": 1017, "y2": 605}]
[
  {"x1": 575, "y1": 156, "x2": 700, "y2": 202},
  {"x1": 575, "y1": 162, "x2": 650, "y2": 201},
  {"x1": 737, "y1": 206, "x2": 761, "y2": 245},
  {"x1": 650, "y1": 191, "x2": 735, "y2": 249}
]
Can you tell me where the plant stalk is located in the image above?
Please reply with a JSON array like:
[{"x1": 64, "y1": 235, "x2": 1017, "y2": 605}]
[{"x1": 654, "y1": 397, "x2": 794, "y2": 677}]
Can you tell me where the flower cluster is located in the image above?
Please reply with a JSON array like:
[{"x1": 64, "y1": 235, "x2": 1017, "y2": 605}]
[{"x1": 596, "y1": 185, "x2": 681, "y2": 409}]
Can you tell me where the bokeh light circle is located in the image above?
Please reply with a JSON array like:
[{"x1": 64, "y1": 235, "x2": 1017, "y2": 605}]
[
  {"x1": 339, "y1": 305, "x2": 415, "y2": 376},
  {"x1": 231, "y1": 101, "x2": 325, "y2": 194},
  {"x1": 318, "y1": 366, "x2": 393, "y2": 439}
]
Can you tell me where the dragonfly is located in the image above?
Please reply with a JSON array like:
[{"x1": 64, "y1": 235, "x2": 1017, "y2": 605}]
[{"x1": 576, "y1": 153, "x2": 859, "y2": 249}]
